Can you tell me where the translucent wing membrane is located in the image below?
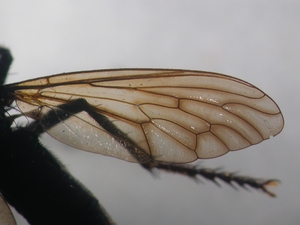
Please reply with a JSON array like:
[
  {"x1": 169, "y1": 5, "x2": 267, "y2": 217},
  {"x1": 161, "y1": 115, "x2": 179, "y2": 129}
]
[
  {"x1": 5, "y1": 69, "x2": 284, "y2": 163},
  {"x1": 0, "y1": 196, "x2": 16, "y2": 225}
]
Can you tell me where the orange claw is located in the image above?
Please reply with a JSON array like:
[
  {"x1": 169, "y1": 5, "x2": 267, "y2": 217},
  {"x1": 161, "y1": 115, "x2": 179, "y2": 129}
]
[{"x1": 262, "y1": 179, "x2": 280, "y2": 197}]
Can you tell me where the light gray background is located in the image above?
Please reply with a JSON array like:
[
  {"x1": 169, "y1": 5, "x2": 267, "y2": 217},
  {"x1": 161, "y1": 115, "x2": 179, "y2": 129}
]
[{"x1": 1, "y1": 1, "x2": 299, "y2": 224}]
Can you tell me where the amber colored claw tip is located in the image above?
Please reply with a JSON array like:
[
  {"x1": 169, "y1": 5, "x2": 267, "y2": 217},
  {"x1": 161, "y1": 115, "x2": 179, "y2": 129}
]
[
  {"x1": 265, "y1": 179, "x2": 281, "y2": 186},
  {"x1": 263, "y1": 179, "x2": 280, "y2": 198}
]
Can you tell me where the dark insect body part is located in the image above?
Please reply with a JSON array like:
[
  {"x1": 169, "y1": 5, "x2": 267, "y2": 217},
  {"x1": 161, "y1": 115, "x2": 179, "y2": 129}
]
[
  {"x1": 0, "y1": 48, "x2": 114, "y2": 225},
  {"x1": 0, "y1": 109, "x2": 114, "y2": 225},
  {"x1": 0, "y1": 47, "x2": 283, "y2": 224}
]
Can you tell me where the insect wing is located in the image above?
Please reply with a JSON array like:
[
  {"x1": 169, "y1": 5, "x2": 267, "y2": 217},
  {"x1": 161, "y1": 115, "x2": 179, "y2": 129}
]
[
  {"x1": 9, "y1": 69, "x2": 284, "y2": 163},
  {"x1": 0, "y1": 196, "x2": 16, "y2": 225}
]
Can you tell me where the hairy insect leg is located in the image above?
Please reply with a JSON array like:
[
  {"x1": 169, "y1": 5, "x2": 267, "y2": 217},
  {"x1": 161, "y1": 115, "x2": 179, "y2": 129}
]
[
  {"x1": 27, "y1": 98, "x2": 279, "y2": 197},
  {"x1": 141, "y1": 161, "x2": 279, "y2": 197}
]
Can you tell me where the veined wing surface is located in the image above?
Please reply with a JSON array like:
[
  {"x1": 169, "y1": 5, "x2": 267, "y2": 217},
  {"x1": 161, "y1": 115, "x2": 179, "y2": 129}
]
[{"x1": 4, "y1": 69, "x2": 284, "y2": 163}]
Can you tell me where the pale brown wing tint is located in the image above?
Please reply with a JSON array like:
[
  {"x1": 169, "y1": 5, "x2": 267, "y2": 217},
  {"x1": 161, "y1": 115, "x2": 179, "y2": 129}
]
[
  {"x1": 9, "y1": 69, "x2": 284, "y2": 163},
  {"x1": 0, "y1": 196, "x2": 17, "y2": 225}
]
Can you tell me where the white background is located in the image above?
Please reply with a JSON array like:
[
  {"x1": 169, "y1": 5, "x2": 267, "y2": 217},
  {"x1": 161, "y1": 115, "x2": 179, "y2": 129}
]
[{"x1": 1, "y1": 1, "x2": 299, "y2": 224}]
